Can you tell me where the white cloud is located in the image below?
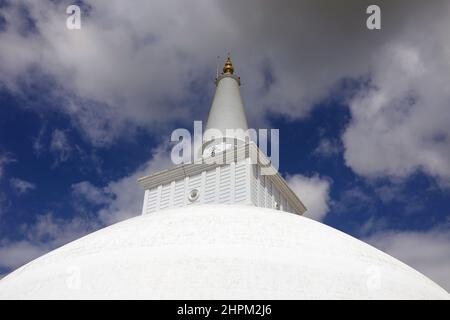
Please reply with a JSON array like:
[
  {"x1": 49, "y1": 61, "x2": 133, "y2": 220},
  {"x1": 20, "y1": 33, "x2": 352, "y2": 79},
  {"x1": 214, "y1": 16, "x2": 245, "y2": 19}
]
[
  {"x1": 343, "y1": 41, "x2": 450, "y2": 186},
  {"x1": 0, "y1": 213, "x2": 99, "y2": 269},
  {"x1": 71, "y1": 181, "x2": 111, "y2": 206},
  {"x1": 314, "y1": 138, "x2": 341, "y2": 157},
  {"x1": 50, "y1": 129, "x2": 72, "y2": 165},
  {"x1": 0, "y1": 152, "x2": 15, "y2": 181},
  {"x1": 286, "y1": 174, "x2": 331, "y2": 221},
  {"x1": 10, "y1": 178, "x2": 36, "y2": 195},
  {"x1": 365, "y1": 227, "x2": 450, "y2": 292},
  {"x1": 0, "y1": 0, "x2": 447, "y2": 152},
  {"x1": 32, "y1": 125, "x2": 46, "y2": 156},
  {"x1": 0, "y1": 0, "x2": 218, "y2": 145},
  {"x1": 0, "y1": 241, "x2": 47, "y2": 269},
  {"x1": 332, "y1": 186, "x2": 374, "y2": 215}
]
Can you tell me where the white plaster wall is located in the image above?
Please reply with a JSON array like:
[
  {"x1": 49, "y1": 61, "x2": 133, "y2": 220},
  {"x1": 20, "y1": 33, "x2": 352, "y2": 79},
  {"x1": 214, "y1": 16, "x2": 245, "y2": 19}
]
[{"x1": 143, "y1": 160, "x2": 251, "y2": 214}]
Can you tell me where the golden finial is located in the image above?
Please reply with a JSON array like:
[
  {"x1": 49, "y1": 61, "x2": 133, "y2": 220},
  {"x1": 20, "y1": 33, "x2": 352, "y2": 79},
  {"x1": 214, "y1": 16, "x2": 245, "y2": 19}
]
[{"x1": 223, "y1": 56, "x2": 234, "y2": 74}]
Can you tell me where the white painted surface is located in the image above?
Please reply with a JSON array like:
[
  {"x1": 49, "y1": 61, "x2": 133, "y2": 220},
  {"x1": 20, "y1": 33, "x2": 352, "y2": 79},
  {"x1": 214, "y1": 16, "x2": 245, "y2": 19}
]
[
  {"x1": 139, "y1": 144, "x2": 307, "y2": 216},
  {"x1": 251, "y1": 165, "x2": 294, "y2": 213},
  {"x1": 205, "y1": 76, "x2": 248, "y2": 141},
  {"x1": 142, "y1": 159, "x2": 252, "y2": 214},
  {"x1": 0, "y1": 205, "x2": 447, "y2": 299}
]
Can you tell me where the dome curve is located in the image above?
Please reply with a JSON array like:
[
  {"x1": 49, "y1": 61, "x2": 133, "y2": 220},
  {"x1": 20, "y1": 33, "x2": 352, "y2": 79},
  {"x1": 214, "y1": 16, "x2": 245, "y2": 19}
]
[{"x1": 0, "y1": 205, "x2": 448, "y2": 299}]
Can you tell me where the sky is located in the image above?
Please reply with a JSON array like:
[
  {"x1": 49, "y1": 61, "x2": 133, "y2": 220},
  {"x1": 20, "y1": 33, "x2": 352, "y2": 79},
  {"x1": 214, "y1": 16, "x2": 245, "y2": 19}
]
[{"x1": 0, "y1": 0, "x2": 449, "y2": 290}]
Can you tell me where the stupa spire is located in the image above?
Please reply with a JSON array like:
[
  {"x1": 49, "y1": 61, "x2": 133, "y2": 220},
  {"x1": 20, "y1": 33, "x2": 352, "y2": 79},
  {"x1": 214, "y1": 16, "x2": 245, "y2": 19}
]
[
  {"x1": 202, "y1": 56, "x2": 248, "y2": 157},
  {"x1": 138, "y1": 56, "x2": 306, "y2": 217}
]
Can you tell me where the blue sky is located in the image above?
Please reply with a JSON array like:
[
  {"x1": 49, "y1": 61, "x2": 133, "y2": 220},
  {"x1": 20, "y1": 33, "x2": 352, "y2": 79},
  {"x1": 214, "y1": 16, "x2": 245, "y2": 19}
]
[{"x1": 0, "y1": 0, "x2": 449, "y2": 290}]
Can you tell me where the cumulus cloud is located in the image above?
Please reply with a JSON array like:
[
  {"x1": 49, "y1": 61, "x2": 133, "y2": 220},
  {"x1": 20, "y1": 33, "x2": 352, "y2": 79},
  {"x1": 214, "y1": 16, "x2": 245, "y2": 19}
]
[
  {"x1": 50, "y1": 129, "x2": 72, "y2": 165},
  {"x1": 10, "y1": 178, "x2": 36, "y2": 195},
  {"x1": 343, "y1": 41, "x2": 450, "y2": 186},
  {"x1": 71, "y1": 181, "x2": 111, "y2": 206},
  {"x1": 365, "y1": 227, "x2": 450, "y2": 291},
  {"x1": 332, "y1": 186, "x2": 375, "y2": 215},
  {"x1": 0, "y1": 0, "x2": 217, "y2": 145},
  {"x1": 287, "y1": 174, "x2": 332, "y2": 221},
  {"x1": 314, "y1": 138, "x2": 341, "y2": 157},
  {"x1": 0, "y1": 0, "x2": 443, "y2": 140}
]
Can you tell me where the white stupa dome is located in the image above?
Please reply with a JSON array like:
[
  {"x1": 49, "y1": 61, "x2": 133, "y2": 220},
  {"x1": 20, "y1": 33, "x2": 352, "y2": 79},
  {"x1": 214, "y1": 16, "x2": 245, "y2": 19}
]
[{"x1": 0, "y1": 205, "x2": 447, "y2": 299}]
